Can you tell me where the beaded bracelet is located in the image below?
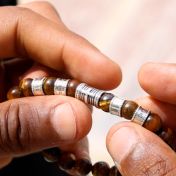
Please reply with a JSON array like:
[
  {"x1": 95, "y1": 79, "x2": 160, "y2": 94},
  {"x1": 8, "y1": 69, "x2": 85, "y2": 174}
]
[{"x1": 7, "y1": 77, "x2": 174, "y2": 176}]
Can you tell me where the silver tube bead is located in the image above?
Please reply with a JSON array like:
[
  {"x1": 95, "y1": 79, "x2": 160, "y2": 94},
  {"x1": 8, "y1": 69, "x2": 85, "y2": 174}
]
[
  {"x1": 109, "y1": 96, "x2": 125, "y2": 116},
  {"x1": 75, "y1": 83, "x2": 104, "y2": 107},
  {"x1": 31, "y1": 78, "x2": 46, "y2": 96},
  {"x1": 131, "y1": 106, "x2": 150, "y2": 126},
  {"x1": 54, "y1": 78, "x2": 70, "y2": 96}
]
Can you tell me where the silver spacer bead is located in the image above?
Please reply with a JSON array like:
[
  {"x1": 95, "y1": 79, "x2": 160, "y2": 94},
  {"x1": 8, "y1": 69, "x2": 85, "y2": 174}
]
[
  {"x1": 131, "y1": 106, "x2": 150, "y2": 126},
  {"x1": 54, "y1": 78, "x2": 70, "y2": 96},
  {"x1": 109, "y1": 96, "x2": 125, "y2": 116},
  {"x1": 75, "y1": 83, "x2": 104, "y2": 107},
  {"x1": 31, "y1": 78, "x2": 46, "y2": 96},
  {"x1": 43, "y1": 156, "x2": 57, "y2": 163}
]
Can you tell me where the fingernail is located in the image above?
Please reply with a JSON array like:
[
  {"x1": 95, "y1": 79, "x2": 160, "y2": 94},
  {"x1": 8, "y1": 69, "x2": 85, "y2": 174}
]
[
  {"x1": 51, "y1": 103, "x2": 76, "y2": 140},
  {"x1": 108, "y1": 127, "x2": 138, "y2": 164}
]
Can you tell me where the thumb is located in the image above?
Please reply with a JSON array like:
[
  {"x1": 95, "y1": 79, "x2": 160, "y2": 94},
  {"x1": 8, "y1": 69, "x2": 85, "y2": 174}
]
[
  {"x1": 107, "y1": 122, "x2": 176, "y2": 176},
  {"x1": 0, "y1": 96, "x2": 91, "y2": 158}
]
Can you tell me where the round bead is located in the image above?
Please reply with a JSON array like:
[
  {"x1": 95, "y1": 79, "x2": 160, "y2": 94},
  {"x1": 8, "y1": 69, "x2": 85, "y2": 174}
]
[
  {"x1": 42, "y1": 147, "x2": 61, "y2": 163},
  {"x1": 121, "y1": 100, "x2": 138, "y2": 119},
  {"x1": 98, "y1": 93, "x2": 114, "y2": 112},
  {"x1": 58, "y1": 152, "x2": 76, "y2": 170},
  {"x1": 143, "y1": 113, "x2": 162, "y2": 133},
  {"x1": 92, "y1": 161, "x2": 110, "y2": 176},
  {"x1": 66, "y1": 80, "x2": 80, "y2": 97},
  {"x1": 7, "y1": 86, "x2": 23, "y2": 100},
  {"x1": 19, "y1": 78, "x2": 33, "y2": 96},
  {"x1": 74, "y1": 158, "x2": 92, "y2": 175},
  {"x1": 159, "y1": 128, "x2": 174, "y2": 147},
  {"x1": 43, "y1": 77, "x2": 56, "y2": 95},
  {"x1": 109, "y1": 166, "x2": 121, "y2": 176}
]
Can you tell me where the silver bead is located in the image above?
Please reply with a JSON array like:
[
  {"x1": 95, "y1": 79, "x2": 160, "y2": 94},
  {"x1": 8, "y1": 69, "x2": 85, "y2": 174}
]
[
  {"x1": 109, "y1": 96, "x2": 125, "y2": 116},
  {"x1": 31, "y1": 78, "x2": 46, "y2": 96},
  {"x1": 43, "y1": 156, "x2": 57, "y2": 163},
  {"x1": 54, "y1": 78, "x2": 70, "y2": 95},
  {"x1": 75, "y1": 83, "x2": 104, "y2": 107},
  {"x1": 131, "y1": 106, "x2": 150, "y2": 126}
]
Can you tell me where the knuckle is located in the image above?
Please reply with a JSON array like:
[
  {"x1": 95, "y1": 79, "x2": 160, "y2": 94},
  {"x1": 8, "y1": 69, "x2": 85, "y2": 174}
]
[
  {"x1": 20, "y1": 1, "x2": 57, "y2": 14},
  {"x1": 16, "y1": 6, "x2": 33, "y2": 16},
  {"x1": 121, "y1": 142, "x2": 176, "y2": 176},
  {"x1": 0, "y1": 101, "x2": 34, "y2": 155},
  {"x1": 32, "y1": 1, "x2": 56, "y2": 10}
]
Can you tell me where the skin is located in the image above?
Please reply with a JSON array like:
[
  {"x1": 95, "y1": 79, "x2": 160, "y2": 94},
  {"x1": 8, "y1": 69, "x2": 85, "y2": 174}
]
[
  {"x1": 107, "y1": 63, "x2": 176, "y2": 176},
  {"x1": 1, "y1": 1, "x2": 176, "y2": 176},
  {"x1": 0, "y1": 1, "x2": 121, "y2": 172}
]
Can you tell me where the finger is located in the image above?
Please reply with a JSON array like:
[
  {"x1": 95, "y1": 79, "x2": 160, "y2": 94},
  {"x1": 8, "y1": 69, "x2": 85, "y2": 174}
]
[
  {"x1": 0, "y1": 156, "x2": 12, "y2": 169},
  {"x1": 18, "y1": 1, "x2": 62, "y2": 23},
  {"x1": 0, "y1": 96, "x2": 92, "y2": 158},
  {"x1": 0, "y1": 5, "x2": 121, "y2": 90},
  {"x1": 138, "y1": 62, "x2": 176, "y2": 104},
  {"x1": 5, "y1": 1, "x2": 66, "y2": 85},
  {"x1": 107, "y1": 122, "x2": 176, "y2": 176},
  {"x1": 136, "y1": 96, "x2": 176, "y2": 131},
  {"x1": 20, "y1": 63, "x2": 58, "y2": 80}
]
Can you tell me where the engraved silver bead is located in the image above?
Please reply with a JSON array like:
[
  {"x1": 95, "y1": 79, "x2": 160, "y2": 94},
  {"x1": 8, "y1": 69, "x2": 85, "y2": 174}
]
[
  {"x1": 131, "y1": 106, "x2": 150, "y2": 126},
  {"x1": 54, "y1": 78, "x2": 70, "y2": 96},
  {"x1": 109, "y1": 96, "x2": 125, "y2": 116},
  {"x1": 75, "y1": 83, "x2": 104, "y2": 107},
  {"x1": 31, "y1": 78, "x2": 46, "y2": 96}
]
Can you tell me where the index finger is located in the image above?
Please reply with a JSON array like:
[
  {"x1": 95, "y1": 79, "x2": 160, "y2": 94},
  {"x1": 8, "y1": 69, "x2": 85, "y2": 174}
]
[
  {"x1": 0, "y1": 6, "x2": 121, "y2": 90},
  {"x1": 138, "y1": 62, "x2": 176, "y2": 104}
]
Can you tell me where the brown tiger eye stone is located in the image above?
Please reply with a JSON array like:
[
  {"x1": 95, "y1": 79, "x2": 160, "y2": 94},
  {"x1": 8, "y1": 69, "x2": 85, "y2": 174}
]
[
  {"x1": 74, "y1": 158, "x2": 92, "y2": 175},
  {"x1": 92, "y1": 161, "x2": 110, "y2": 176},
  {"x1": 66, "y1": 80, "x2": 80, "y2": 97},
  {"x1": 121, "y1": 100, "x2": 138, "y2": 119},
  {"x1": 98, "y1": 93, "x2": 114, "y2": 112},
  {"x1": 109, "y1": 166, "x2": 121, "y2": 176},
  {"x1": 42, "y1": 147, "x2": 61, "y2": 163},
  {"x1": 58, "y1": 152, "x2": 76, "y2": 170},
  {"x1": 19, "y1": 78, "x2": 33, "y2": 96},
  {"x1": 7, "y1": 86, "x2": 23, "y2": 100},
  {"x1": 43, "y1": 77, "x2": 56, "y2": 95},
  {"x1": 143, "y1": 113, "x2": 162, "y2": 133},
  {"x1": 159, "y1": 128, "x2": 174, "y2": 147}
]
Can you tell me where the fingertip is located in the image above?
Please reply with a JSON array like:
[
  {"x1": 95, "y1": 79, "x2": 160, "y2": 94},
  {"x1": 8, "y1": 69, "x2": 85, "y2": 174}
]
[
  {"x1": 68, "y1": 99, "x2": 92, "y2": 141},
  {"x1": 48, "y1": 97, "x2": 92, "y2": 142},
  {"x1": 91, "y1": 58, "x2": 122, "y2": 90},
  {"x1": 101, "y1": 59, "x2": 122, "y2": 90},
  {"x1": 106, "y1": 122, "x2": 132, "y2": 151},
  {"x1": 106, "y1": 121, "x2": 176, "y2": 176},
  {"x1": 138, "y1": 62, "x2": 155, "y2": 90},
  {"x1": 138, "y1": 62, "x2": 176, "y2": 104},
  {"x1": 64, "y1": 33, "x2": 122, "y2": 90},
  {"x1": 106, "y1": 122, "x2": 139, "y2": 164}
]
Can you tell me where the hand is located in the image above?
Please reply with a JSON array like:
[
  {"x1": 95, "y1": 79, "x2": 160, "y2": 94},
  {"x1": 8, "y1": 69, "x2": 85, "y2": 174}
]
[
  {"x1": 107, "y1": 62, "x2": 176, "y2": 176},
  {"x1": 0, "y1": 1, "x2": 121, "y2": 169}
]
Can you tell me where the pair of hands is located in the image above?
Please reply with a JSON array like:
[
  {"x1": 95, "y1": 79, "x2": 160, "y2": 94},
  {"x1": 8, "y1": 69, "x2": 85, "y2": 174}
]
[{"x1": 0, "y1": 2, "x2": 176, "y2": 175}]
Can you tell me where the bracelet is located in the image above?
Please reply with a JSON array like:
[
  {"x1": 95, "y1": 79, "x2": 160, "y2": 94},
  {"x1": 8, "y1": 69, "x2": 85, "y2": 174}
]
[{"x1": 7, "y1": 77, "x2": 174, "y2": 176}]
